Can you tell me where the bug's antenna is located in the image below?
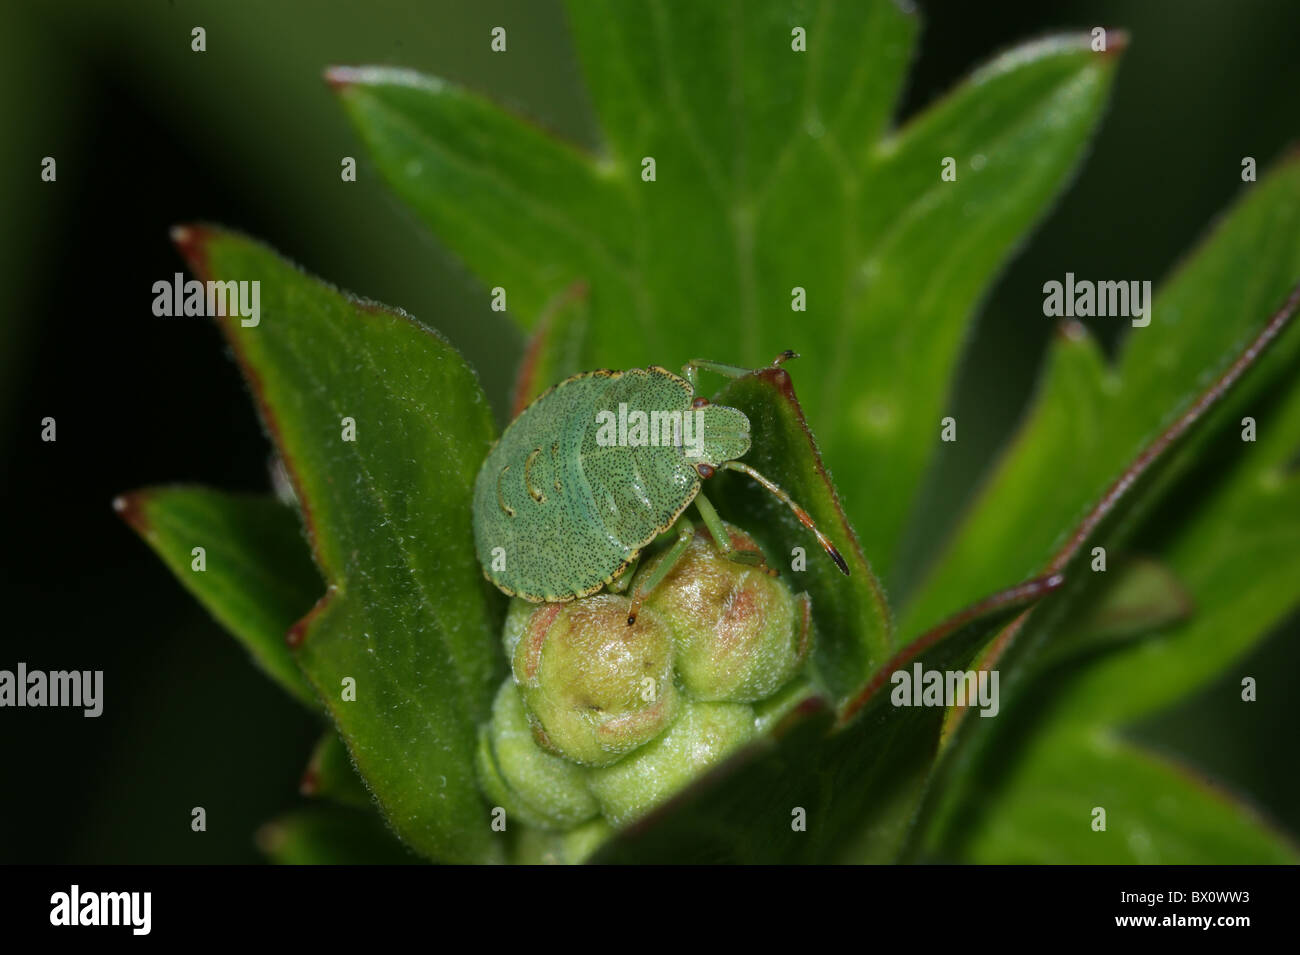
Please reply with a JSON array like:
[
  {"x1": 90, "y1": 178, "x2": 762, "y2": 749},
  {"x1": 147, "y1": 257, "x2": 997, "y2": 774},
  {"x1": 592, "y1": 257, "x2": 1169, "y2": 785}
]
[{"x1": 721, "y1": 461, "x2": 850, "y2": 576}]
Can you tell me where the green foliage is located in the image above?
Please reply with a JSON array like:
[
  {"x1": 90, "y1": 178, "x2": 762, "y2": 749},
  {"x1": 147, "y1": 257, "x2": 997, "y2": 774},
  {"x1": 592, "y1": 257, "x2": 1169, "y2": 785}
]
[
  {"x1": 930, "y1": 721, "x2": 1297, "y2": 864},
  {"x1": 116, "y1": 487, "x2": 322, "y2": 707},
  {"x1": 172, "y1": 227, "x2": 503, "y2": 863},
  {"x1": 119, "y1": 1, "x2": 1300, "y2": 863},
  {"x1": 902, "y1": 162, "x2": 1300, "y2": 639},
  {"x1": 706, "y1": 369, "x2": 892, "y2": 702},
  {"x1": 597, "y1": 574, "x2": 1061, "y2": 863},
  {"x1": 331, "y1": 4, "x2": 1120, "y2": 588},
  {"x1": 907, "y1": 163, "x2": 1300, "y2": 864}
]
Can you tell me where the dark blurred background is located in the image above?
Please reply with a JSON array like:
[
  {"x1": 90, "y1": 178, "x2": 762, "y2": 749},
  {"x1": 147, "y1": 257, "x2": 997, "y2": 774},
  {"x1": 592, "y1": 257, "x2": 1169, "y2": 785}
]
[{"x1": 2, "y1": 0, "x2": 1296, "y2": 862}]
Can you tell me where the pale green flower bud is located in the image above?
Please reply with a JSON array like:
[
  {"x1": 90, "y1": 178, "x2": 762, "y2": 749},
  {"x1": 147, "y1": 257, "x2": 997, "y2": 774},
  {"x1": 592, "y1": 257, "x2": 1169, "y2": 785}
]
[
  {"x1": 638, "y1": 524, "x2": 811, "y2": 702},
  {"x1": 753, "y1": 676, "x2": 818, "y2": 735},
  {"x1": 588, "y1": 700, "x2": 755, "y2": 827},
  {"x1": 502, "y1": 596, "x2": 534, "y2": 660},
  {"x1": 513, "y1": 817, "x2": 612, "y2": 865},
  {"x1": 511, "y1": 594, "x2": 680, "y2": 767},
  {"x1": 475, "y1": 679, "x2": 599, "y2": 830}
]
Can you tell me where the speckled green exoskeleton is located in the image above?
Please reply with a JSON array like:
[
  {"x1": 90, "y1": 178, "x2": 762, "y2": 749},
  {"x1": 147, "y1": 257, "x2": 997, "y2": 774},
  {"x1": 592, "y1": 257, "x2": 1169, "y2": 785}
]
[{"x1": 473, "y1": 352, "x2": 849, "y2": 624}]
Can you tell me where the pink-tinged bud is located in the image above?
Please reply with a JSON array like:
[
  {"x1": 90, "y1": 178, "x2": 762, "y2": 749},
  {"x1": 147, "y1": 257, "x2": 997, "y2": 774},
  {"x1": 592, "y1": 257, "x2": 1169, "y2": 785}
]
[
  {"x1": 475, "y1": 680, "x2": 599, "y2": 830},
  {"x1": 511, "y1": 594, "x2": 680, "y2": 767},
  {"x1": 638, "y1": 524, "x2": 811, "y2": 702},
  {"x1": 588, "y1": 700, "x2": 755, "y2": 827}
]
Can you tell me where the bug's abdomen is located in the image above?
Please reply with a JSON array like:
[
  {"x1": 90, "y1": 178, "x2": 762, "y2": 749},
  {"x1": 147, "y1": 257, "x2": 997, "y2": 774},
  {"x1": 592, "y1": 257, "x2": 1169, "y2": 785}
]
[
  {"x1": 474, "y1": 375, "x2": 627, "y2": 601},
  {"x1": 578, "y1": 372, "x2": 699, "y2": 547},
  {"x1": 472, "y1": 369, "x2": 698, "y2": 602}
]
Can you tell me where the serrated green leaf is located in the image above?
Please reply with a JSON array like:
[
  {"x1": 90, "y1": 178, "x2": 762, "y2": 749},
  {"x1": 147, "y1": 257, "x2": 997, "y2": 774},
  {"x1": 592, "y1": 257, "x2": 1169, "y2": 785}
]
[
  {"x1": 566, "y1": 0, "x2": 916, "y2": 182},
  {"x1": 903, "y1": 160, "x2": 1300, "y2": 639},
  {"x1": 118, "y1": 1, "x2": 1298, "y2": 866},
  {"x1": 905, "y1": 161, "x2": 1300, "y2": 860},
  {"x1": 910, "y1": 235, "x2": 1300, "y2": 861},
  {"x1": 919, "y1": 367, "x2": 1300, "y2": 862},
  {"x1": 333, "y1": 3, "x2": 1119, "y2": 589},
  {"x1": 326, "y1": 64, "x2": 635, "y2": 331},
  {"x1": 115, "y1": 486, "x2": 322, "y2": 708},
  {"x1": 173, "y1": 226, "x2": 504, "y2": 863},
  {"x1": 1038, "y1": 350, "x2": 1300, "y2": 729}
]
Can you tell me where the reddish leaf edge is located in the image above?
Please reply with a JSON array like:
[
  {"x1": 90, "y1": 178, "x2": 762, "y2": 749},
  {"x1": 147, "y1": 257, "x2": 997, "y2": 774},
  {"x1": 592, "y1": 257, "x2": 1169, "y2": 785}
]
[
  {"x1": 167, "y1": 222, "x2": 483, "y2": 654},
  {"x1": 509, "y1": 279, "x2": 589, "y2": 419},
  {"x1": 1047, "y1": 280, "x2": 1300, "y2": 575},
  {"x1": 745, "y1": 366, "x2": 896, "y2": 648},
  {"x1": 597, "y1": 573, "x2": 1063, "y2": 854},
  {"x1": 949, "y1": 277, "x2": 1300, "y2": 698},
  {"x1": 167, "y1": 223, "x2": 503, "y2": 862},
  {"x1": 900, "y1": 280, "x2": 1300, "y2": 859},
  {"x1": 838, "y1": 573, "x2": 1064, "y2": 727}
]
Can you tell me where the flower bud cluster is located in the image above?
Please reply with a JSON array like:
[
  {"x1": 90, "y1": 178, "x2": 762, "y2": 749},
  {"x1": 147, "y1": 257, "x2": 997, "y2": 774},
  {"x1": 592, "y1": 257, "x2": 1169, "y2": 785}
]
[{"x1": 477, "y1": 522, "x2": 813, "y2": 836}]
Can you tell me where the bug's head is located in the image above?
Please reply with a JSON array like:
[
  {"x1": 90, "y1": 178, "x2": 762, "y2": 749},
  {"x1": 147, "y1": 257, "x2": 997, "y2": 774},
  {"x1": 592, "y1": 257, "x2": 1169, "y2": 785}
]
[{"x1": 689, "y1": 401, "x2": 750, "y2": 469}]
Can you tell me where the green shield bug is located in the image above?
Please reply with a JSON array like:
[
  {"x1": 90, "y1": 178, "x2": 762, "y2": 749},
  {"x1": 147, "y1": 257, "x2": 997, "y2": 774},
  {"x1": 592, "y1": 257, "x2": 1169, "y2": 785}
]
[{"x1": 472, "y1": 352, "x2": 849, "y2": 624}]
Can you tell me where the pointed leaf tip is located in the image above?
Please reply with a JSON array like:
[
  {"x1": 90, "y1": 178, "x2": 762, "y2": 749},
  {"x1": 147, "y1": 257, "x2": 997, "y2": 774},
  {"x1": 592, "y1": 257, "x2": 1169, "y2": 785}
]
[
  {"x1": 840, "y1": 571, "x2": 1064, "y2": 726},
  {"x1": 111, "y1": 492, "x2": 147, "y2": 532},
  {"x1": 1101, "y1": 27, "x2": 1130, "y2": 56},
  {"x1": 114, "y1": 486, "x2": 324, "y2": 708},
  {"x1": 188, "y1": 232, "x2": 503, "y2": 862},
  {"x1": 323, "y1": 66, "x2": 357, "y2": 90},
  {"x1": 170, "y1": 224, "x2": 213, "y2": 276}
]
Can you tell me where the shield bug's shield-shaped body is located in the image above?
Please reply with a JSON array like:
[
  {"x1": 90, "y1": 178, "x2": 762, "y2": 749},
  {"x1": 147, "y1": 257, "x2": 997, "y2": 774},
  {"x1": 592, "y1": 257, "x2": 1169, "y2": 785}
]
[{"x1": 473, "y1": 355, "x2": 848, "y2": 623}]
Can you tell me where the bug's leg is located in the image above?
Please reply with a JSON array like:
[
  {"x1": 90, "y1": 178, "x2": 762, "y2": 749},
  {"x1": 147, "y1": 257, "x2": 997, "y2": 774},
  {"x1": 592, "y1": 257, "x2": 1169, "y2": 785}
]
[
  {"x1": 720, "y1": 461, "x2": 851, "y2": 576},
  {"x1": 607, "y1": 555, "x2": 640, "y2": 593},
  {"x1": 681, "y1": 352, "x2": 799, "y2": 390},
  {"x1": 626, "y1": 520, "x2": 695, "y2": 626},
  {"x1": 694, "y1": 493, "x2": 777, "y2": 575}
]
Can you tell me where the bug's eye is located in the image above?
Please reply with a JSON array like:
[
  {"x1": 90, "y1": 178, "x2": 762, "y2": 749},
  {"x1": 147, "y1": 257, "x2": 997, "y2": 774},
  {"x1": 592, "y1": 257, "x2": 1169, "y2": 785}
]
[
  {"x1": 691, "y1": 397, "x2": 709, "y2": 409},
  {"x1": 696, "y1": 463, "x2": 715, "y2": 478}
]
